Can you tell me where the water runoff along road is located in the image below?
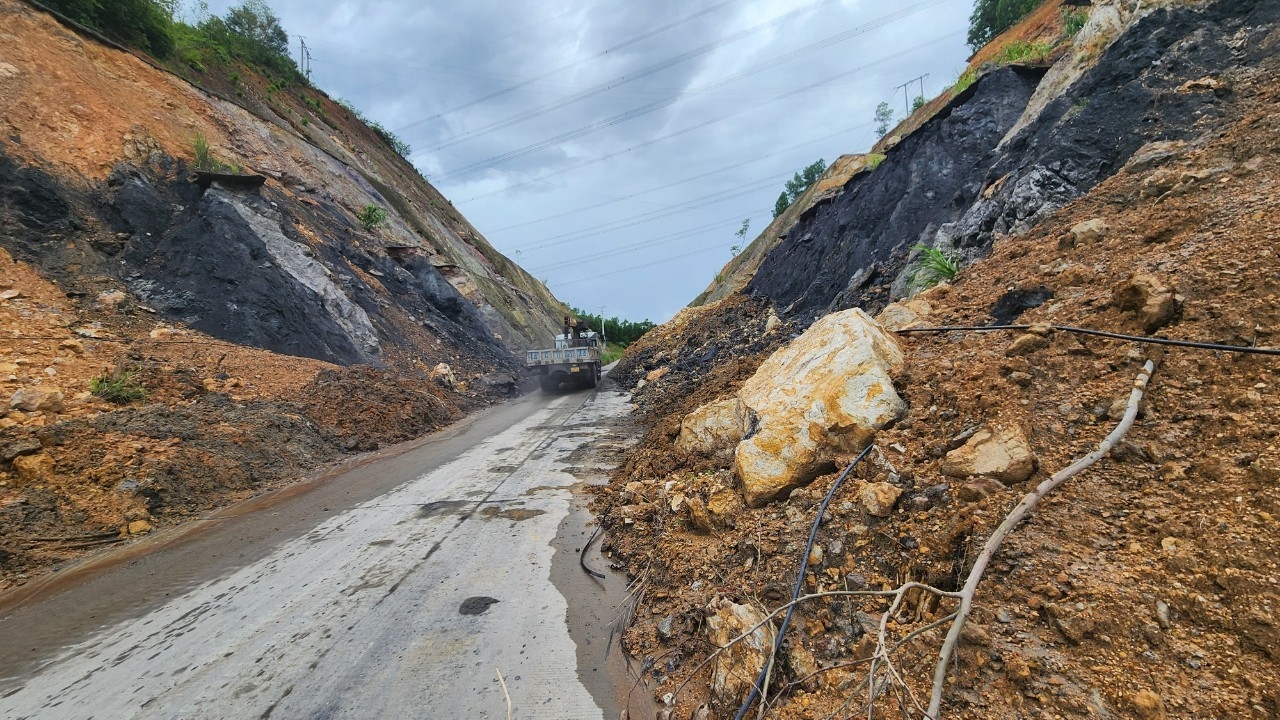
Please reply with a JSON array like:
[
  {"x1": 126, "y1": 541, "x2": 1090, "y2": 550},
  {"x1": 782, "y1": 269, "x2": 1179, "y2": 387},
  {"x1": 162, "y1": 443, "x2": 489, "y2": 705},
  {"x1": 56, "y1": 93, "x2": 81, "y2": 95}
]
[{"x1": 0, "y1": 383, "x2": 649, "y2": 719}]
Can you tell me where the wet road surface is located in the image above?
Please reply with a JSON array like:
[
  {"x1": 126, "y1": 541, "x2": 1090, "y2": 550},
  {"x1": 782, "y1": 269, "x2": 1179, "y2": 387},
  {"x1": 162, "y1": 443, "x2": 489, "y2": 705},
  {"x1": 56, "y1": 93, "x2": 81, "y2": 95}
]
[{"x1": 0, "y1": 386, "x2": 644, "y2": 719}]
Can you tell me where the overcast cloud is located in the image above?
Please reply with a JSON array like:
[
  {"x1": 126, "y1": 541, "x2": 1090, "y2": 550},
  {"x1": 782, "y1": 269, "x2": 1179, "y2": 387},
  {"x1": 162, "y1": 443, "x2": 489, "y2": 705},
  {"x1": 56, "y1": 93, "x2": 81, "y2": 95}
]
[{"x1": 203, "y1": 0, "x2": 975, "y2": 323}]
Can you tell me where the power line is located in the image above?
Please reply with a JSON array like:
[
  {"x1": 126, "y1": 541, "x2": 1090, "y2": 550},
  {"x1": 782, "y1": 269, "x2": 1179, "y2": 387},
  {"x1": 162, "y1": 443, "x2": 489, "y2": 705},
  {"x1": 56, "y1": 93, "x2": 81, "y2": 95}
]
[
  {"x1": 552, "y1": 244, "x2": 729, "y2": 289},
  {"x1": 527, "y1": 214, "x2": 748, "y2": 273},
  {"x1": 433, "y1": 8, "x2": 956, "y2": 181},
  {"x1": 418, "y1": 0, "x2": 847, "y2": 152},
  {"x1": 487, "y1": 119, "x2": 872, "y2": 233},
  {"x1": 394, "y1": 0, "x2": 745, "y2": 133}
]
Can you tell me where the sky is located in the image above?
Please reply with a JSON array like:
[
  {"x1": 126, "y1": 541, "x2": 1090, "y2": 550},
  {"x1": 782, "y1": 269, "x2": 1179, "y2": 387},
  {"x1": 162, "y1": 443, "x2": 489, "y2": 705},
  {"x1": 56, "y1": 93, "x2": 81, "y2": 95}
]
[{"x1": 199, "y1": 0, "x2": 976, "y2": 323}]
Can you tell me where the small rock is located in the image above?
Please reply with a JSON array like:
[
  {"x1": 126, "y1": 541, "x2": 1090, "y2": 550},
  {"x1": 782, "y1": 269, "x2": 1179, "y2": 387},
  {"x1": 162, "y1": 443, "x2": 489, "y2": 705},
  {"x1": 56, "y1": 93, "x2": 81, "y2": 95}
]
[
  {"x1": 1131, "y1": 689, "x2": 1168, "y2": 720},
  {"x1": 941, "y1": 426, "x2": 1035, "y2": 485},
  {"x1": 1005, "y1": 333, "x2": 1049, "y2": 357},
  {"x1": 706, "y1": 599, "x2": 775, "y2": 705},
  {"x1": 10, "y1": 387, "x2": 64, "y2": 413},
  {"x1": 686, "y1": 497, "x2": 714, "y2": 534},
  {"x1": 807, "y1": 544, "x2": 824, "y2": 566},
  {"x1": 656, "y1": 616, "x2": 677, "y2": 643},
  {"x1": 58, "y1": 339, "x2": 85, "y2": 354},
  {"x1": 1113, "y1": 274, "x2": 1180, "y2": 333},
  {"x1": 909, "y1": 495, "x2": 931, "y2": 510},
  {"x1": 429, "y1": 363, "x2": 456, "y2": 389},
  {"x1": 996, "y1": 609, "x2": 1014, "y2": 624},
  {"x1": 12, "y1": 453, "x2": 54, "y2": 482},
  {"x1": 127, "y1": 519, "x2": 154, "y2": 535},
  {"x1": 1155, "y1": 600, "x2": 1171, "y2": 629},
  {"x1": 858, "y1": 482, "x2": 902, "y2": 517},
  {"x1": 0, "y1": 289, "x2": 20, "y2": 300},
  {"x1": 645, "y1": 367, "x2": 670, "y2": 383},
  {"x1": 1008, "y1": 371, "x2": 1033, "y2": 387},
  {"x1": 1, "y1": 438, "x2": 42, "y2": 463},
  {"x1": 1070, "y1": 218, "x2": 1109, "y2": 246},
  {"x1": 95, "y1": 289, "x2": 128, "y2": 310}
]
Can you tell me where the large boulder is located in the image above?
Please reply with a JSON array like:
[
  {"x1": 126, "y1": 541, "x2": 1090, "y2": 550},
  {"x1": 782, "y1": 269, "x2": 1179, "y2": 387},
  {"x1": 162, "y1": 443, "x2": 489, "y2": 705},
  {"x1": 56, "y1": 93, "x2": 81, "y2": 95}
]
[
  {"x1": 940, "y1": 426, "x2": 1035, "y2": 485},
  {"x1": 734, "y1": 309, "x2": 905, "y2": 507},
  {"x1": 706, "y1": 599, "x2": 776, "y2": 706},
  {"x1": 675, "y1": 397, "x2": 744, "y2": 456}
]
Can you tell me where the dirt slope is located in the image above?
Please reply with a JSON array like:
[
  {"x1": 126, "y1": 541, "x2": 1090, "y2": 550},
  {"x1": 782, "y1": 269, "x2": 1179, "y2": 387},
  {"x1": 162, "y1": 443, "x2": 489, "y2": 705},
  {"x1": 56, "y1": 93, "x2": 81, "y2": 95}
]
[
  {"x1": 0, "y1": 0, "x2": 565, "y2": 590},
  {"x1": 598, "y1": 0, "x2": 1280, "y2": 717}
]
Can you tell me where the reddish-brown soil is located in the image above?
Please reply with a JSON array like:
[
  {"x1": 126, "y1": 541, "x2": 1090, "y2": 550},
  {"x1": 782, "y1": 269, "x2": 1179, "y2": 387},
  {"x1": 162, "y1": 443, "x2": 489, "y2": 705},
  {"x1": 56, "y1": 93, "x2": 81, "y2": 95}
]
[{"x1": 596, "y1": 51, "x2": 1280, "y2": 720}]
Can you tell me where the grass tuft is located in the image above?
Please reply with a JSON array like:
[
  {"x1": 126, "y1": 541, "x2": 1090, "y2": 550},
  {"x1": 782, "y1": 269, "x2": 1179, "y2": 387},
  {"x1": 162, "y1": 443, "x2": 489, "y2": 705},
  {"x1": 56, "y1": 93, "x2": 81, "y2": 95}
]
[
  {"x1": 910, "y1": 244, "x2": 961, "y2": 291},
  {"x1": 90, "y1": 370, "x2": 146, "y2": 404}
]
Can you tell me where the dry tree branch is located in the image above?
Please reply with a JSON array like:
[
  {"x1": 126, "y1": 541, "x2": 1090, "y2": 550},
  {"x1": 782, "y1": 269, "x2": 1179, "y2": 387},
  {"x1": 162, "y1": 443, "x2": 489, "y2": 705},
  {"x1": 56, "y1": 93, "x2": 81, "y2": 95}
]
[
  {"x1": 924, "y1": 360, "x2": 1155, "y2": 719},
  {"x1": 496, "y1": 668, "x2": 512, "y2": 720}
]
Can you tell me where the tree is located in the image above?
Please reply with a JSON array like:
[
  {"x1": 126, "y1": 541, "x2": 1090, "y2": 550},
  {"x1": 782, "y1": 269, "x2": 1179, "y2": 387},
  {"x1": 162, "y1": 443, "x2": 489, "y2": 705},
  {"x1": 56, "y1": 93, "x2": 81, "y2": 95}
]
[
  {"x1": 731, "y1": 218, "x2": 750, "y2": 256},
  {"x1": 875, "y1": 101, "x2": 894, "y2": 136},
  {"x1": 967, "y1": 0, "x2": 1043, "y2": 51},
  {"x1": 912, "y1": 95, "x2": 926, "y2": 111},
  {"x1": 772, "y1": 159, "x2": 826, "y2": 218},
  {"x1": 224, "y1": 0, "x2": 288, "y2": 58},
  {"x1": 773, "y1": 191, "x2": 790, "y2": 219}
]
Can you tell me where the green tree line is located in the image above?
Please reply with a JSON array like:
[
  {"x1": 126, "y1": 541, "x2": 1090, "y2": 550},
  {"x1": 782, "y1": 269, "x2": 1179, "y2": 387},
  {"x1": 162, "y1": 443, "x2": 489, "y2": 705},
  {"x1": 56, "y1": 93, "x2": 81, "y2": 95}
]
[{"x1": 571, "y1": 308, "x2": 655, "y2": 347}]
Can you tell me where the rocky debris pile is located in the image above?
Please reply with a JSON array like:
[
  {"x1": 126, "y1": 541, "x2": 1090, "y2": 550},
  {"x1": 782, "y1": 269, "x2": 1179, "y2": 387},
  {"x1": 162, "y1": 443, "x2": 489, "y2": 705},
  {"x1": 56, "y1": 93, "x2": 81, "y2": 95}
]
[
  {"x1": 304, "y1": 365, "x2": 461, "y2": 452},
  {"x1": 595, "y1": 10, "x2": 1280, "y2": 715}
]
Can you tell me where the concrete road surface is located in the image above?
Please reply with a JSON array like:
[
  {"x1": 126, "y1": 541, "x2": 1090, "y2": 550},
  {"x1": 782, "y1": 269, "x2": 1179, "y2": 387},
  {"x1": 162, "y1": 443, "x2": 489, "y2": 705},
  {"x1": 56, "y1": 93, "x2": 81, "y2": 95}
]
[{"x1": 0, "y1": 386, "x2": 646, "y2": 719}]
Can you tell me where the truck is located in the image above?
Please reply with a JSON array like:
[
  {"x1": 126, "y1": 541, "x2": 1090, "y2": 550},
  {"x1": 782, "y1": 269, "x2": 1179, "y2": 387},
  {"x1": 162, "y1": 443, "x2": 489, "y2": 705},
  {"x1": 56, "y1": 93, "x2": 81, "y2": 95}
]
[{"x1": 526, "y1": 317, "x2": 603, "y2": 393}]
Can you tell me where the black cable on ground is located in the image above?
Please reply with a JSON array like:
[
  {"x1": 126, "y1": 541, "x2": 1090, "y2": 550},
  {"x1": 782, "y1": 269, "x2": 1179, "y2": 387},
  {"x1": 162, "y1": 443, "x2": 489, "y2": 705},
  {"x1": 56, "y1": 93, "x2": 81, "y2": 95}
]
[
  {"x1": 734, "y1": 444, "x2": 875, "y2": 720},
  {"x1": 580, "y1": 524, "x2": 606, "y2": 580},
  {"x1": 895, "y1": 323, "x2": 1280, "y2": 356}
]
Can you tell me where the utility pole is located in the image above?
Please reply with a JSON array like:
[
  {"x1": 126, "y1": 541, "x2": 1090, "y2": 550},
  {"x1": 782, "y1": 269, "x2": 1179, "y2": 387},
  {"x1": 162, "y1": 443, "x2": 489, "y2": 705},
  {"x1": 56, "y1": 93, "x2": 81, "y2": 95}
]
[
  {"x1": 299, "y1": 37, "x2": 313, "y2": 80},
  {"x1": 597, "y1": 306, "x2": 606, "y2": 345},
  {"x1": 894, "y1": 73, "x2": 929, "y2": 113}
]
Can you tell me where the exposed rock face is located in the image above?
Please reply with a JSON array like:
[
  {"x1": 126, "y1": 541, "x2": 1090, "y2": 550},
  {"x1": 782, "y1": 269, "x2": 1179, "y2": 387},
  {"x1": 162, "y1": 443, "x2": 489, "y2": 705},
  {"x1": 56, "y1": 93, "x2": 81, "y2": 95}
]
[
  {"x1": 748, "y1": 67, "x2": 1043, "y2": 321},
  {"x1": 747, "y1": 0, "x2": 1277, "y2": 324},
  {"x1": 706, "y1": 598, "x2": 775, "y2": 706},
  {"x1": 734, "y1": 309, "x2": 905, "y2": 507},
  {"x1": 941, "y1": 426, "x2": 1035, "y2": 485},
  {"x1": 675, "y1": 398, "x2": 744, "y2": 456}
]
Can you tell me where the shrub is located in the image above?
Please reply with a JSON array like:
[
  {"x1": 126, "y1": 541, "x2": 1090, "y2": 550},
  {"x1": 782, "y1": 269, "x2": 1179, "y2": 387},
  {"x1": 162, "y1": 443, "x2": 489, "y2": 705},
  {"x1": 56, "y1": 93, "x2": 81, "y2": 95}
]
[
  {"x1": 949, "y1": 68, "x2": 979, "y2": 95},
  {"x1": 1063, "y1": 7, "x2": 1089, "y2": 37},
  {"x1": 996, "y1": 40, "x2": 1054, "y2": 65},
  {"x1": 910, "y1": 245, "x2": 960, "y2": 290},
  {"x1": 357, "y1": 205, "x2": 389, "y2": 230},
  {"x1": 90, "y1": 370, "x2": 146, "y2": 404},
  {"x1": 865, "y1": 153, "x2": 886, "y2": 171},
  {"x1": 967, "y1": 0, "x2": 1042, "y2": 52}
]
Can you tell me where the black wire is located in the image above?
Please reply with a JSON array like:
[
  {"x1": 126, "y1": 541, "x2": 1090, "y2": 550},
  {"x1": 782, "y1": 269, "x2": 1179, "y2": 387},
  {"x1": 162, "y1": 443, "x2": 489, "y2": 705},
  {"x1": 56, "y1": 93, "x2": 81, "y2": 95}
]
[
  {"x1": 580, "y1": 524, "x2": 607, "y2": 580},
  {"x1": 734, "y1": 444, "x2": 875, "y2": 720},
  {"x1": 895, "y1": 324, "x2": 1280, "y2": 356}
]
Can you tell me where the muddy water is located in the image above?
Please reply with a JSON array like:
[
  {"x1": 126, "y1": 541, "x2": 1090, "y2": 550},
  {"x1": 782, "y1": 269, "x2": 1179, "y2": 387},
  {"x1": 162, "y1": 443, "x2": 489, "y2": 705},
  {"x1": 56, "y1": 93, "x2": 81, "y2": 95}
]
[{"x1": 0, "y1": 384, "x2": 647, "y2": 719}]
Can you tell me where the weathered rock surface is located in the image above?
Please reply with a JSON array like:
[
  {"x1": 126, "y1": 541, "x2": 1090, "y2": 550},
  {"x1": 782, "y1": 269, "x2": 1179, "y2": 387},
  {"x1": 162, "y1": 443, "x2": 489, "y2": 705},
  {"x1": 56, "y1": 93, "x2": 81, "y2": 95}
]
[
  {"x1": 940, "y1": 426, "x2": 1035, "y2": 485},
  {"x1": 875, "y1": 297, "x2": 932, "y2": 331},
  {"x1": 12, "y1": 452, "x2": 54, "y2": 482},
  {"x1": 675, "y1": 398, "x2": 743, "y2": 456},
  {"x1": 706, "y1": 598, "x2": 775, "y2": 706},
  {"x1": 1070, "y1": 218, "x2": 1109, "y2": 246},
  {"x1": 734, "y1": 309, "x2": 905, "y2": 507}
]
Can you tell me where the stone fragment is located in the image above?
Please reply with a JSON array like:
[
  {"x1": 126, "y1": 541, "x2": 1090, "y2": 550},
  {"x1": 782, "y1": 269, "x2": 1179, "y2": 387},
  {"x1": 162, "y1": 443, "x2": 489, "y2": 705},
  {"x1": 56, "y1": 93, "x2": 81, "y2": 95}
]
[
  {"x1": 941, "y1": 426, "x2": 1034, "y2": 485},
  {"x1": 1070, "y1": 218, "x2": 1109, "y2": 246},
  {"x1": 1113, "y1": 274, "x2": 1180, "y2": 333},
  {"x1": 686, "y1": 497, "x2": 714, "y2": 534},
  {"x1": 705, "y1": 488, "x2": 743, "y2": 528},
  {"x1": 858, "y1": 482, "x2": 901, "y2": 517},
  {"x1": 645, "y1": 366, "x2": 670, "y2": 383},
  {"x1": 734, "y1": 309, "x2": 905, "y2": 507},
  {"x1": 12, "y1": 453, "x2": 54, "y2": 482},
  {"x1": 127, "y1": 520, "x2": 154, "y2": 535},
  {"x1": 957, "y1": 477, "x2": 1006, "y2": 502},
  {"x1": 657, "y1": 616, "x2": 677, "y2": 643},
  {"x1": 1, "y1": 438, "x2": 42, "y2": 463},
  {"x1": 59, "y1": 339, "x2": 85, "y2": 354},
  {"x1": 875, "y1": 298, "x2": 932, "y2": 331},
  {"x1": 786, "y1": 642, "x2": 822, "y2": 691},
  {"x1": 429, "y1": 363, "x2": 456, "y2": 388},
  {"x1": 1005, "y1": 333, "x2": 1049, "y2": 356},
  {"x1": 706, "y1": 599, "x2": 775, "y2": 706},
  {"x1": 675, "y1": 398, "x2": 743, "y2": 456},
  {"x1": 95, "y1": 289, "x2": 128, "y2": 310},
  {"x1": 1131, "y1": 689, "x2": 1168, "y2": 720},
  {"x1": 10, "y1": 386, "x2": 64, "y2": 413}
]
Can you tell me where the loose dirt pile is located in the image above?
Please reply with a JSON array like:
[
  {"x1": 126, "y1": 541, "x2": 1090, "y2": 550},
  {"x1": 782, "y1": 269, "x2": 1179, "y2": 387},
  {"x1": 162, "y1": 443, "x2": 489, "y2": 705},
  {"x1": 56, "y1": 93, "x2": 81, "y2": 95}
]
[{"x1": 595, "y1": 47, "x2": 1280, "y2": 720}]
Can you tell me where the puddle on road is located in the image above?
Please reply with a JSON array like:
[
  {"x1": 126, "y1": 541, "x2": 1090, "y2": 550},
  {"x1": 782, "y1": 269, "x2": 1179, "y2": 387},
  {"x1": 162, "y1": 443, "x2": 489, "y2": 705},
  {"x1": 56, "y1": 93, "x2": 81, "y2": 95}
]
[
  {"x1": 418, "y1": 500, "x2": 470, "y2": 519},
  {"x1": 458, "y1": 596, "x2": 500, "y2": 616}
]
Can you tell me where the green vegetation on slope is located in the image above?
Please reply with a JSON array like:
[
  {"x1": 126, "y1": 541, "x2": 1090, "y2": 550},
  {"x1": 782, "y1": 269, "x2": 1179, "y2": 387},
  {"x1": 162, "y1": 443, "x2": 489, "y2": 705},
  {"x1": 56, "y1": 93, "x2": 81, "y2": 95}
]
[
  {"x1": 967, "y1": 0, "x2": 1045, "y2": 51},
  {"x1": 570, "y1": 308, "x2": 656, "y2": 347},
  {"x1": 772, "y1": 158, "x2": 827, "y2": 218}
]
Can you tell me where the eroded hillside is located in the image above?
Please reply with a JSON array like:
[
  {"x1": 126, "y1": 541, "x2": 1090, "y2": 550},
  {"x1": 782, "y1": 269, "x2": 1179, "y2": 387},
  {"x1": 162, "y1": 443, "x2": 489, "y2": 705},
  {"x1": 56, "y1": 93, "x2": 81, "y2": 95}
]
[
  {"x1": 0, "y1": 0, "x2": 566, "y2": 589},
  {"x1": 599, "y1": 0, "x2": 1280, "y2": 717}
]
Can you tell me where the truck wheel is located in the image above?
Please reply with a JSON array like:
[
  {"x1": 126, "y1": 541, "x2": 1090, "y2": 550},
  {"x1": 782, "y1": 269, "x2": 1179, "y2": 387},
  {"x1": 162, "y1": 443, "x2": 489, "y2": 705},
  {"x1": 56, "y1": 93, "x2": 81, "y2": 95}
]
[
  {"x1": 585, "y1": 366, "x2": 599, "y2": 389},
  {"x1": 540, "y1": 376, "x2": 557, "y2": 394}
]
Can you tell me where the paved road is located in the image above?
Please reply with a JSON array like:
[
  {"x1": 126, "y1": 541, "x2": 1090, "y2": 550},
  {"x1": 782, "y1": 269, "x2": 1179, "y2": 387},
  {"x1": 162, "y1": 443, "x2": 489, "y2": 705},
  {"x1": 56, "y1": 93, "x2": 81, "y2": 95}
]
[{"x1": 0, "y1": 386, "x2": 642, "y2": 719}]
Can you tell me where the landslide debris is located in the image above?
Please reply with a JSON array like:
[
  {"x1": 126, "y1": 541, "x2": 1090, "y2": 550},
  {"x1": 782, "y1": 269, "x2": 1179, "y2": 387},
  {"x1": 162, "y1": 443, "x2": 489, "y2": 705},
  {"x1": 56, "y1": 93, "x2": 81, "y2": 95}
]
[{"x1": 595, "y1": 0, "x2": 1280, "y2": 717}]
